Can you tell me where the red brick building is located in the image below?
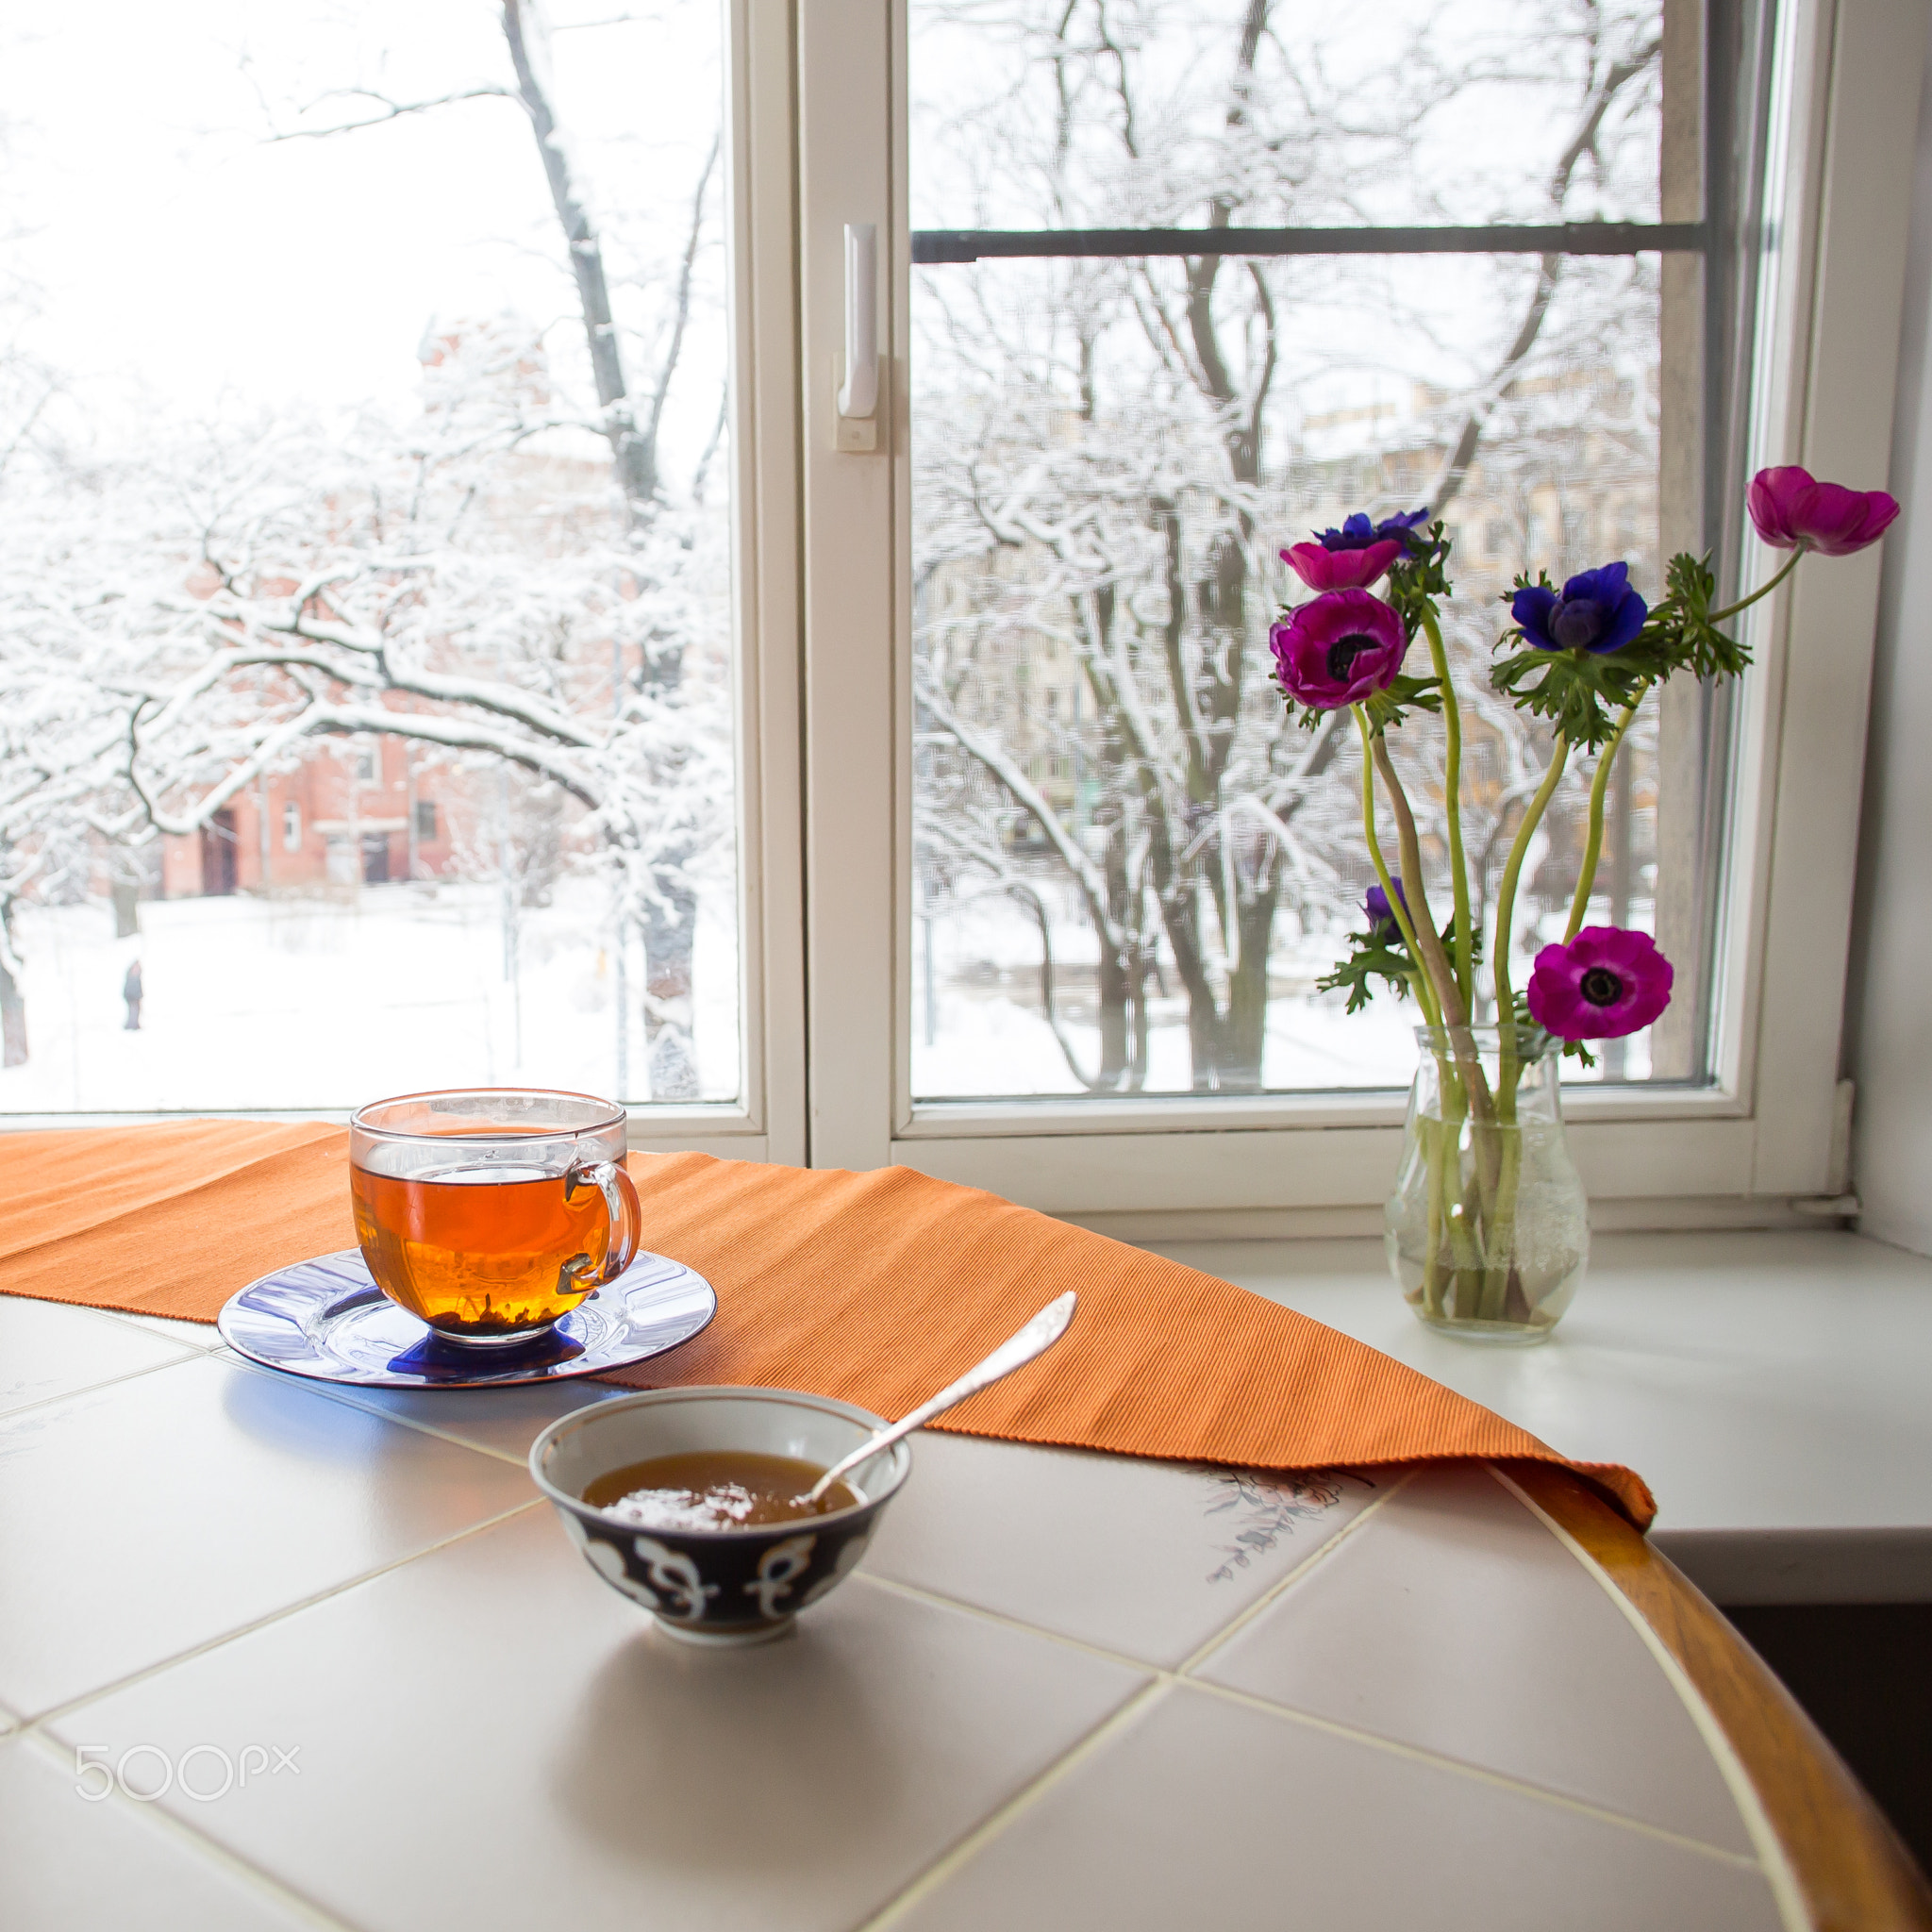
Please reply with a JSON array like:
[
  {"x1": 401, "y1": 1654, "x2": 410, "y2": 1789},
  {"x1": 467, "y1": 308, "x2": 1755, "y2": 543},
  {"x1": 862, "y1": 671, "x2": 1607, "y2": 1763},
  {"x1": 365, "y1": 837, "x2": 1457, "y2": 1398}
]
[{"x1": 159, "y1": 736, "x2": 464, "y2": 898}]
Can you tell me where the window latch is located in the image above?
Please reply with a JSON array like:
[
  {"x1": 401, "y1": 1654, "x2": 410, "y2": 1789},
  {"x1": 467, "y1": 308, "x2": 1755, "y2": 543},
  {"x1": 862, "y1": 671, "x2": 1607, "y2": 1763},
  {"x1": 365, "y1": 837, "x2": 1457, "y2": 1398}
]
[{"x1": 835, "y1": 222, "x2": 881, "y2": 451}]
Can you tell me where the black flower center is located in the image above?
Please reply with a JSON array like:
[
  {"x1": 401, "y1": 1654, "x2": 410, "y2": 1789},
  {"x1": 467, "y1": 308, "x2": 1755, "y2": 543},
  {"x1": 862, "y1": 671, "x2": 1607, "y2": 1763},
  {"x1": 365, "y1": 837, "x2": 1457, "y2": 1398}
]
[
  {"x1": 1580, "y1": 966, "x2": 1624, "y2": 1007},
  {"x1": 1552, "y1": 598, "x2": 1606, "y2": 649},
  {"x1": 1325, "y1": 632, "x2": 1377, "y2": 681}
]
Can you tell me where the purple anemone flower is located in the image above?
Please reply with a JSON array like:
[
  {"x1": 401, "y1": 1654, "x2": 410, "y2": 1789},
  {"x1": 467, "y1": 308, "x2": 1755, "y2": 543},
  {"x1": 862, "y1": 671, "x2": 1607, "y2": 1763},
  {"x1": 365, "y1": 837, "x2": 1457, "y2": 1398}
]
[
  {"x1": 1525, "y1": 926, "x2": 1674, "y2": 1040},
  {"x1": 1747, "y1": 465, "x2": 1900, "y2": 557},
  {"x1": 1270, "y1": 590, "x2": 1408, "y2": 710},
  {"x1": 1365, "y1": 878, "x2": 1407, "y2": 940},
  {"x1": 1511, "y1": 562, "x2": 1648, "y2": 656}
]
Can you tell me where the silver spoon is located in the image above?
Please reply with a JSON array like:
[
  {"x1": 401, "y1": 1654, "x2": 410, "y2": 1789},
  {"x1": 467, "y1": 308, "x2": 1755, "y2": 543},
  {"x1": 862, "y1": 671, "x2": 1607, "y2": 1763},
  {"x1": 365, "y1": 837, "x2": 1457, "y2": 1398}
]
[{"x1": 804, "y1": 1290, "x2": 1077, "y2": 1506}]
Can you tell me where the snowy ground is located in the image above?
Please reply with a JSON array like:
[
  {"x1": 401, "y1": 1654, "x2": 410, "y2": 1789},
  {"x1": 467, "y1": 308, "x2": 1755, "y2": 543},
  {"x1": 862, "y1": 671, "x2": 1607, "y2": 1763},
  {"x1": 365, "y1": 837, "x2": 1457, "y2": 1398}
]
[
  {"x1": 3, "y1": 876, "x2": 1655, "y2": 1117},
  {"x1": 911, "y1": 894, "x2": 1420, "y2": 1097},
  {"x1": 909, "y1": 892, "x2": 1653, "y2": 1098},
  {"x1": 1, "y1": 880, "x2": 741, "y2": 1115}
]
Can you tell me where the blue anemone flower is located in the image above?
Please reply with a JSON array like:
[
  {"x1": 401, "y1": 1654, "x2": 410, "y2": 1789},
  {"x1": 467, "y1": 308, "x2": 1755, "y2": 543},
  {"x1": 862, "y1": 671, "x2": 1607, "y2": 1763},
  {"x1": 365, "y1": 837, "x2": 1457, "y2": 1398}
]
[
  {"x1": 1511, "y1": 561, "x2": 1648, "y2": 655},
  {"x1": 1373, "y1": 508, "x2": 1432, "y2": 546},
  {"x1": 1315, "y1": 507, "x2": 1431, "y2": 553}
]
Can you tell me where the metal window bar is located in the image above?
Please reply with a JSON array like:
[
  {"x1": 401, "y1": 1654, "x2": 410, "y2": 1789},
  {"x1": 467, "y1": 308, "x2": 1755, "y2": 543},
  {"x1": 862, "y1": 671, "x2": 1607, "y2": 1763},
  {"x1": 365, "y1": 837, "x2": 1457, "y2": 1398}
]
[{"x1": 910, "y1": 222, "x2": 1708, "y2": 265}]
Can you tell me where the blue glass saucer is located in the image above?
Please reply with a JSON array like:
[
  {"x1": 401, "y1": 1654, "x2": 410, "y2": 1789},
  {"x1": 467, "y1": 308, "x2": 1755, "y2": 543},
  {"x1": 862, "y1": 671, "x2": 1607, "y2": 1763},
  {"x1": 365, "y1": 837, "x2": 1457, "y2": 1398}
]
[{"x1": 217, "y1": 1249, "x2": 717, "y2": 1389}]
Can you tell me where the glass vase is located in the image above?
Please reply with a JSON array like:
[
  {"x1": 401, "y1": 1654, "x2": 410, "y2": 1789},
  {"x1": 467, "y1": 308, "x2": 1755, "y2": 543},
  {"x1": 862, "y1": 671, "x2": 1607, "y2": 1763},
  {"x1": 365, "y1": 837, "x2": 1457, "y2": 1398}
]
[{"x1": 1384, "y1": 1024, "x2": 1589, "y2": 1344}]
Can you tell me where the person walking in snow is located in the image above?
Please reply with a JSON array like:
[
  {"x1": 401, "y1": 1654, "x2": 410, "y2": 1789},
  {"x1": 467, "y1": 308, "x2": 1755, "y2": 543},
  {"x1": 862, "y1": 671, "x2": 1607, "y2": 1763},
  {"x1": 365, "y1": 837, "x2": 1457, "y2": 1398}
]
[{"x1": 123, "y1": 959, "x2": 143, "y2": 1031}]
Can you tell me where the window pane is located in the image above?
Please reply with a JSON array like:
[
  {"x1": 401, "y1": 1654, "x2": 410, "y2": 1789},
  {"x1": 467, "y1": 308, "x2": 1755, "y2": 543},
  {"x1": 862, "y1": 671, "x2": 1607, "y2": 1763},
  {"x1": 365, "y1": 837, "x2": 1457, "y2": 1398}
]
[
  {"x1": 1, "y1": 2, "x2": 738, "y2": 1111},
  {"x1": 909, "y1": 1, "x2": 1694, "y2": 1101},
  {"x1": 911, "y1": 0, "x2": 1662, "y2": 231}
]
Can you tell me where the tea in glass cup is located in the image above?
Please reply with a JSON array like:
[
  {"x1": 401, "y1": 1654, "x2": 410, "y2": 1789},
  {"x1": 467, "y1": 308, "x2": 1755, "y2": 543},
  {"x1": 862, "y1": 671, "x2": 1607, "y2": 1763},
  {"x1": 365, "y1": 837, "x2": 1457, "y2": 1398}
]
[{"x1": 350, "y1": 1089, "x2": 642, "y2": 1345}]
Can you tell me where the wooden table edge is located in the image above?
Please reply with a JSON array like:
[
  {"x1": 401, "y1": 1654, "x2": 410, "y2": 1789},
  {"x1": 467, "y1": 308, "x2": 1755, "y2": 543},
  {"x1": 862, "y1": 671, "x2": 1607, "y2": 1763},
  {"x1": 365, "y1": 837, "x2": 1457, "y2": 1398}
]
[{"x1": 1507, "y1": 1461, "x2": 1932, "y2": 1932}]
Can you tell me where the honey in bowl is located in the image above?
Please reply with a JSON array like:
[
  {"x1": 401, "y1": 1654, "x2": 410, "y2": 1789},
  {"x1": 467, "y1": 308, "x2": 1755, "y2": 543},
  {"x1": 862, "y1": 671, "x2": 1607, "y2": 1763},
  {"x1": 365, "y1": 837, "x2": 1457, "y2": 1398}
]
[{"x1": 583, "y1": 1450, "x2": 858, "y2": 1531}]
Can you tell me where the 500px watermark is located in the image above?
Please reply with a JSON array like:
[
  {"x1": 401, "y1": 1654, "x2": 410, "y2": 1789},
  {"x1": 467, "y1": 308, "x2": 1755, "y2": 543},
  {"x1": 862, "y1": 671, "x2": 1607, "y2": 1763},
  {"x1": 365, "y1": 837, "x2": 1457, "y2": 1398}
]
[{"x1": 74, "y1": 1742, "x2": 301, "y2": 1803}]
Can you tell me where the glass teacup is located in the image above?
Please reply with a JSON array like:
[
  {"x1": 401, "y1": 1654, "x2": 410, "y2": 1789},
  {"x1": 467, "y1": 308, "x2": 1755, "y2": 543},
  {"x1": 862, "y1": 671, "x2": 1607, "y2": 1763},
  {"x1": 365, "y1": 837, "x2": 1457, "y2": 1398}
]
[{"x1": 349, "y1": 1089, "x2": 642, "y2": 1346}]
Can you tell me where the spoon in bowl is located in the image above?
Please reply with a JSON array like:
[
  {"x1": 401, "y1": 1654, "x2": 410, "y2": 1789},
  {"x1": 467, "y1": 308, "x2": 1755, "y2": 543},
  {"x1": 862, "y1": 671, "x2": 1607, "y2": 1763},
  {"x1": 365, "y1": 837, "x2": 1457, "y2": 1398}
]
[{"x1": 803, "y1": 1290, "x2": 1077, "y2": 1507}]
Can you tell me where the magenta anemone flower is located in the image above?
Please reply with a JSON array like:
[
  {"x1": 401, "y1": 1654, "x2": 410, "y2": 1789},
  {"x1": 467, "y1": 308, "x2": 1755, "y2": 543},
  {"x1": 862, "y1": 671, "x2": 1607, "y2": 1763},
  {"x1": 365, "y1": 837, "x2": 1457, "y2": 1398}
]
[
  {"x1": 1283, "y1": 538, "x2": 1403, "y2": 591},
  {"x1": 1526, "y1": 926, "x2": 1674, "y2": 1040},
  {"x1": 1270, "y1": 590, "x2": 1408, "y2": 709},
  {"x1": 1747, "y1": 465, "x2": 1900, "y2": 556},
  {"x1": 1281, "y1": 508, "x2": 1430, "y2": 591},
  {"x1": 1511, "y1": 562, "x2": 1648, "y2": 655}
]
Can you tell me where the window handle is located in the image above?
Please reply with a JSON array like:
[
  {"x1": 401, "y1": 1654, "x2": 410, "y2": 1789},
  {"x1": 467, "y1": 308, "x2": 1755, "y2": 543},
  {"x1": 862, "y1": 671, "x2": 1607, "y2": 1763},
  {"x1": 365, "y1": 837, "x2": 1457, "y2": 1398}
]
[
  {"x1": 838, "y1": 223, "x2": 878, "y2": 416},
  {"x1": 835, "y1": 223, "x2": 880, "y2": 450}
]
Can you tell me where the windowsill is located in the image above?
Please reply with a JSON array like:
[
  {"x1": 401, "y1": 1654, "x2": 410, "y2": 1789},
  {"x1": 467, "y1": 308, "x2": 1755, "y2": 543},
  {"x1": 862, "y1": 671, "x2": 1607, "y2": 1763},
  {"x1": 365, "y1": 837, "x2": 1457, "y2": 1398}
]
[
  {"x1": 0, "y1": 1106, "x2": 767, "y2": 1137},
  {"x1": 898, "y1": 1081, "x2": 1746, "y2": 1139},
  {"x1": 1136, "y1": 1227, "x2": 1932, "y2": 1607}
]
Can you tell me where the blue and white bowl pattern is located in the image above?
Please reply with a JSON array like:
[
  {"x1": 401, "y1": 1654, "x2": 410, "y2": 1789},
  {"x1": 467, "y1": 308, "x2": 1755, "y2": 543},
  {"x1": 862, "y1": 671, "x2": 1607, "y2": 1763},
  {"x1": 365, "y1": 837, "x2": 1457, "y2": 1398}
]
[{"x1": 529, "y1": 1388, "x2": 912, "y2": 1646}]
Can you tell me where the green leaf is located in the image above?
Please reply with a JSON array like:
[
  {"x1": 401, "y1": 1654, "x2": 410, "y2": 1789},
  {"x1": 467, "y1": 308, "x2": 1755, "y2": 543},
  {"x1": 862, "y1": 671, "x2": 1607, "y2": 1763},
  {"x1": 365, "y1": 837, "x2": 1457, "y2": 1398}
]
[
  {"x1": 1491, "y1": 643, "x2": 1650, "y2": 750},
  {"x1": 1637, "y1": 552, "x2": 1751, "y2": 682},
  {"x1": 1491, "y1": 554, "x2": 1749, "y2": 747},
  {"x1": 1384, "y1": 521, "x2": 1455, "y2": 627},
  {"x1": 1317, "y1": 931, "x2": 1415, "y2": 1014},
  {"x1": 1507, "y1": 991, "x2": 1595, "y2": 1068},
  {"x1": 1319, "y1": 907, "x2": 1471, "y2": 1013},
  {"x1": 1360, "y1": 672, "x2": 1442, "y2": 730}
]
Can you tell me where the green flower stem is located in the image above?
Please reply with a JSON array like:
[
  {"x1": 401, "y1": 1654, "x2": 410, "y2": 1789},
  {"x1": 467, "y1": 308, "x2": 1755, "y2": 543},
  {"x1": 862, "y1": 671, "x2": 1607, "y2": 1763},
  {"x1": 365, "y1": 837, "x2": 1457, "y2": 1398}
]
[
  {"x1": 1564, "y1": 692, "x2": 1645, "y2": 943},
  {"x1": 1362, "y1": 715, "x2": 1507, "y2": 1221},
  {"x1": 1477, "y1": 740, "x2": 1572, "y2": 1324},
  {"x1": 1413, "y1": 972, "x2": 1484, "y2": 1314},
  {"x1": 1367, "y1": 729, "x2": 1469, "y2": 1029},
  {"x1": 1421, "y1": 1112, "x2": 1445, "y2": 1318},
  {"x1": 1433, "y1": 1058, "x2": 1486, "y2": 1294},
  {"x1": 1489, "y1": 739, "x2": 1573, "y2": 1025},
  {"x1": 1354, "y1": 707, "x2": 1442, "y2": 1032},
  {"x1": 1478, "y1": 1108, "x2": 1525, "y2": 1324},
  {"x1": 1413, "y1": 961, "x2": 1451, "y2": 1323},
  {"x1": 1707, "y1": 543, "x2": 1806, "y2": 625},
  {"x1": 1420, "y1": 608, "x2": 1474, "y2": 1008}
]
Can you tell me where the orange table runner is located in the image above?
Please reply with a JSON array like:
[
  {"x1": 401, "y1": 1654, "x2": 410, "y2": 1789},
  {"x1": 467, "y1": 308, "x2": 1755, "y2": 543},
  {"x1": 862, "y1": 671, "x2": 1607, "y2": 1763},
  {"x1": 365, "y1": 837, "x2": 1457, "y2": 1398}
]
[{"x1": 0, "y1": 1121, "x2": 1655, "y2": 1528}]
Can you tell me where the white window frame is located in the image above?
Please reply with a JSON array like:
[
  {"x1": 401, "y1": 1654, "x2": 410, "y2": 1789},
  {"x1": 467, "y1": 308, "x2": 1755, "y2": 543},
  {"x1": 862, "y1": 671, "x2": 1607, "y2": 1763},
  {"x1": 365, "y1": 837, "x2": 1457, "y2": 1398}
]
[
  {"x1": 3, "y1": 2, "x2": 808, "y2": 1164},
  {"x1": 794, "y1": 0, "x2": 1923, "y2": 1228}
]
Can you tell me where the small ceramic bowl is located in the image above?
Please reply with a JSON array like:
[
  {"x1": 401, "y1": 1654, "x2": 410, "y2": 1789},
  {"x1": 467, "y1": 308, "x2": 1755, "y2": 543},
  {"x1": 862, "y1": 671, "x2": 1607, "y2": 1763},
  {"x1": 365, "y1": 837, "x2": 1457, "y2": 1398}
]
[{"x1": 528, "y1": 1387, "x2": 912, "y2": 1646}]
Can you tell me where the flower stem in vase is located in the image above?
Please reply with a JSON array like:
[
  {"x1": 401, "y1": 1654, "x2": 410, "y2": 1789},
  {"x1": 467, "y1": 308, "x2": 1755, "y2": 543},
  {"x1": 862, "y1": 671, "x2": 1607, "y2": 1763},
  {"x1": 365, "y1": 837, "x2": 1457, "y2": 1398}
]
[
  {"x1": 1420, "y1": 608, "x2": 1474, "y2": 1008},
  {"x1": 1566, "y1": 694, "x2": 1645, "y2": 943},
  {"x1": 1364, "y1": 724, "x2": 1503, "y2": 1216}
]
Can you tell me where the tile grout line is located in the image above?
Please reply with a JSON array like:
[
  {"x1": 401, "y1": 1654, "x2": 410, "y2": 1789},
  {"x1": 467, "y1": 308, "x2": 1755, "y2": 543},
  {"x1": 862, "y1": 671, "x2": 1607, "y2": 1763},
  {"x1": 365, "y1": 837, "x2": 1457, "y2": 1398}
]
[
  {"x1": 1489, "y1": 1465, "x2": 1810, "y2": 1931},
  {"x1": 861, "y1": 1528, "x2": 1763, "y2": 1887},
  {"x1": 862, "y1": 1468, "x2": 1413, "y2": 1689},
  {"x1": 1185, "y1": 1677, "x2": 1764, "y2": 1873},
  {"x1": 16, "y1": 1500, "x2": 545, "y2": 1739},
  {"x1": 0, "y1": 1347, "x2": 212, "y2": 1427},
  {"x1": 847, "y1": 1650, "x2": 1756, "y2": 1932},
  {"x1": 13, "y1": 1723, "x2": 366, "y2": 1932},
  {"x1": 1174, "y1": 1466, "x2": 1419, "y2": 1677},
  {"x1": 92, "y1": 1306, "x2": 225, "y2": 1351},
  {"x1": 853, "y1": 1572, "x2": 1164, "y2": 1678},
  {"x1": 8, "y1": 1294, "x2": 220, "y2": 1352},
  {"x1": 849, "y1": 1678, "x2": 1174, "y2": 1932},
  {"x1": 218, "y1": 1353, "x2": 540, "y2": 1469}
]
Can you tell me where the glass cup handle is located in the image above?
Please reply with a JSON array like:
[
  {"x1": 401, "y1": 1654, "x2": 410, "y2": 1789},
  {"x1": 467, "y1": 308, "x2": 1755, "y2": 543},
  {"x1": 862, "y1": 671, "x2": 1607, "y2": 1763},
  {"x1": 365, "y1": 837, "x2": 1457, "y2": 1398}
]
[{"x1": 568, "y1": 1159, "x2": 642, "y2": 1288}]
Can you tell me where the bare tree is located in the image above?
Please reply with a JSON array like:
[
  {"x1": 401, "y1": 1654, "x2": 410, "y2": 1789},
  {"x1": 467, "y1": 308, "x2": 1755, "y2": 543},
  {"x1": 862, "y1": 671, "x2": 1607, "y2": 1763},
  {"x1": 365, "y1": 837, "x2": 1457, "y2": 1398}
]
[
  {"x1": 913, "y1": 0, "x2": 1662, "y2": 1092},
  {"x1": 257, "y1": 0, "x2": 724, "y2": 1095}
]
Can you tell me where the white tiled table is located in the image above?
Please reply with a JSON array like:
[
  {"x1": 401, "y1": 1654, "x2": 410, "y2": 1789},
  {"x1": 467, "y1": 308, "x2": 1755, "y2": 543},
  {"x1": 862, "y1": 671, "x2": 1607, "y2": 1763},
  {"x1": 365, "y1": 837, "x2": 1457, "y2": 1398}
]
[
  {"x1": 1150, "y1": 1228, "x2": 1932, "y2": 1604},
  {"x1": 0, "y1": 1292, "x2": 1810, "y2": 1931}
]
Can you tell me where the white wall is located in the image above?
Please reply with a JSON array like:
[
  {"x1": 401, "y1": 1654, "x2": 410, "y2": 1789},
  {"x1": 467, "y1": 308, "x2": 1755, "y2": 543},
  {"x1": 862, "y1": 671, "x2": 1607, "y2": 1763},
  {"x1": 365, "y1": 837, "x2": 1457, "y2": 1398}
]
[{"x1": 1845, "y1": 8, "x2": 1932, "y2": 1256}]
